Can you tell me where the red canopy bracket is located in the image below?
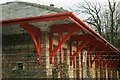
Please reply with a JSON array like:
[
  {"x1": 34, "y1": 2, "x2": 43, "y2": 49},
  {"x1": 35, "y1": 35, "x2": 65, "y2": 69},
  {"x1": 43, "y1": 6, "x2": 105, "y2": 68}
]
[
  {"x1": 103, "y1": 60, "x2": 110, "y2": 69},
  {"x1": 69, "y1": 41, "x2": 73, "y2": 66},
  {"x1": 87, "y1": 46, "x2": 98, "y2": 56},
  {"x1": 1, "y1": 12, "x2": 120, "y2": 67},
  {"x1": 20, "y1": 23, "x2": 41, "y2": 64},
  {"x1": 49, "y1": 23, "x2": 82, "y2": 64},
  {"x1": 87, "y1": 46, "x2": 98, "y2": 67},
  {"x1": 97, "y1": 53, "x2": 110, "y2": 67},
  {"x1": 106, "y1": 55, "x2": 119, "y2": 69},
  {"x1": 70, "y1": 37, "x2": 94, "y2": 66},
  {"x1": 91, "y1": 50, "x2": 104, "y2": 67},
  {"x1": 110, "y1": 55, "x2": 120, "y2": 68},
  {"x1": 107, "y1": 60, "x2": 116, "y2": 69},
  {"x1": 111, "y1": 60, "x2": 119, "y2": 69}
]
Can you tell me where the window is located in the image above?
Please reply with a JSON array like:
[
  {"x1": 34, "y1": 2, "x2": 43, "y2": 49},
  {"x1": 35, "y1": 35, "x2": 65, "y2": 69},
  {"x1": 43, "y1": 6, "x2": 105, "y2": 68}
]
[
  {"x1": 13, "y1": 62, "x2": 25, "y2": 71},
  {"x1": 17, "y1": 62, "x2": 24, "y2": 70}
]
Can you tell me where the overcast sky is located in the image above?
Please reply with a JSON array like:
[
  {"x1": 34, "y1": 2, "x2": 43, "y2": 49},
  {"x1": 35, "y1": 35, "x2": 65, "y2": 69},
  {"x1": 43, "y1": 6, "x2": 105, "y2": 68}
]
[
  {"x1": 0, "y1": 0, "x2": 87, "y2": 9},
  {"x1": 0, "y1": 0, "x2": 119, "y2": 19},
  {"x1": 1, "y1": 0, "x2": 119, "y2": 9}
]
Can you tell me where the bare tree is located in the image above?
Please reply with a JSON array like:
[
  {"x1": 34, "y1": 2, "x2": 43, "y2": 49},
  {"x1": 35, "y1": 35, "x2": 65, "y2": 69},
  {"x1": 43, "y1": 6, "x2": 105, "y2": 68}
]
[
  {"x1": 108, "y1": 0, "x2": 116, "y2": 44},
  {"x1": 74, "y1": 0, "x2": 102, "y2": 35},
  {"x1": 103, "y1": 0, "x2": 119, "y2": 46},
  {"x1": 71, "y1": 0, "x2": 119, "y2": 47}
]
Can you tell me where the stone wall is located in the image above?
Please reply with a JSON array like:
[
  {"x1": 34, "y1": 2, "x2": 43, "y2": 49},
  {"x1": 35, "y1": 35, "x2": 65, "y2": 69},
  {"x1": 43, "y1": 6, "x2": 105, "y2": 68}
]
[{"x1": 2, "y1": 32, "x2": 120, "y2": 79}]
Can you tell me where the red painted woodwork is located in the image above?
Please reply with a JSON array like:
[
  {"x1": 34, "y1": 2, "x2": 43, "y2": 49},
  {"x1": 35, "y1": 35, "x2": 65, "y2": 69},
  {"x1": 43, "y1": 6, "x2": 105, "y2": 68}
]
[
  {"x1": 1, "y1": 12, "x2": 72, "y2": 26},
  {"x1": 58, "y1": 32, "x2": 63, "y2": 63},
  {"x1": 1, "y1": 12, "x2": 120, "y2": 66},
  {"x1": 107, "y1": 60, "x2": 116, "y2": 69},
  {"x1": 91, "y1": 51, "x2": 104, "y2": 67},
  {"x1": 50, "y1": 23, "x2": 80, "y2": 33},
  {"x1": 70, "y1": 38, "x2": 94, "y2": 66},
  {"x1": 70, "y1": 41, "x2": 73, "y2": 65},
  {"x1": 20, "y1": 23, "x2": 41, "y2": 64},
  {"x1": 49, "y1": 24, "x2": 82, "y2": 64},
  {"x1": 110, "y1": 55, "x2": 120, "y2": 68},
  {"x1": 87, "y1": 46, "x2": 98, "y2": 56},
  {"x1": 103, "y1": 60, "x2": 110, "y2": 68},
  {"x1": 87, "y1": 46, "x2": 98, "y2": 68},
  {"x1": 103, "y1": 54, "x2": 118, "y2": 69},
  {"x1": 97, "y1": 53, "x2": 110, "y2": 67},
  {"x1": 109, "y1": 60, "x2": 116, "y2": 68},
  {"x1": 112, "y1": 60, "x2": 119, "y2": 68},
  {"x1": 106, "y1": 55, "x2": 119, "y2": 69},
  {"x1": 2, "y1": 12, "x2": 119, "y2": 53}
]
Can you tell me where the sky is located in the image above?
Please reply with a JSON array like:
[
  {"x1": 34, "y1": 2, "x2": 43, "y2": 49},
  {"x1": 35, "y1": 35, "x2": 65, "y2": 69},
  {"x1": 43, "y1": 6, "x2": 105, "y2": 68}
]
[
  {"x1": 1, "y1": 0, "x2": 119, "y2": 9},
  {"x1": 0, "y1": 0, "x2": 119, "y2": 19},
  {"x1": 0, "y1": 0, "x2": 83, "y2": 9}
]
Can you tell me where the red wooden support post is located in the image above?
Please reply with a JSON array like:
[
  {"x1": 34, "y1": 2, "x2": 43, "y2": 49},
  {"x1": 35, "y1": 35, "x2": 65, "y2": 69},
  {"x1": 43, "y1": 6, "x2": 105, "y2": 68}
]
[
  {"x1": 103, "y1": 60, "x2": 109, "y2": 69},
  {"x1": 49, "y1": 32, "x2": 53, "y2": 64},
  {"x1": 107, "y1": 59, "x2": 113, "y2": 69},
  {"x1": 50, "y1": 31, "x2": 75, "y2": 64},
  {"x1": 49, "y1": 23, "x2": 82, "y2": 64},
  {"x1": 87, "y1": 46, "x2": 98, "y2": 56},
  {"x1": 111, "y1": 55, "x2": 120, "y2": 68},
  {"x1": 103, "y1": 59, "x2": 112, "y2": 68},
  {"x1": 110, "y1": 60, "x2": 118, "y2": 69},
  {"x1": 20, "y1": 23, "x2": 41, "y2": 64},
  {"x1": 87, "y1": 51, "x2": 90, "y2": 68},
  {"x1": 103, "y1": 60, "x2": 107, "y2": 69},
  {"x1": 74, "y1": 39, "x2": 93, "y2": 57},
  {"x1": 91, "y1": 51, "x2": 104, "y2": 67},
  {"x1": 109, "y1": 60, "x2": 116, "y2": 69},
  {"x1": 107, "y1": 55, "x2": 119, "y2": 69},
  {"x1": 58, "y1": 32, "x2": 63, "y2": 80},
  {"x1": 71, "y1": 39, "x2": 93, "y2": 62},
  {"x1": 106, "y1": 59, "x2": 113, "y2": 69},
  {"x1": 104, "y1": 54, "x2": 116, "y2": 69},
  {"x1": 90, "y1": 55, "x2": 93, "y2": 68},
  {"x1": 76, "y1": 41, "x2": 80, "y2": 66},
  {"x1": 87, "y1": 46, "x2": 98, "y2": 68},
  {"x1": 113, "y1": 62, "x2": 119, "y2": 69},
  {"x1": 58, "y1": 32, "x2": 63, "y2": 63},
  {"x1": 97, "y1": 53, "x2": 110, "y2": 67},
  {"x1": 111, "y1": 60, "x2": 118, "y2": 69},
  {"x1": 70, "y1": 41, "x2": 73, "y2": 66}
]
